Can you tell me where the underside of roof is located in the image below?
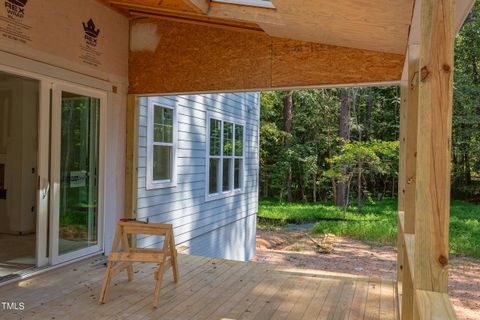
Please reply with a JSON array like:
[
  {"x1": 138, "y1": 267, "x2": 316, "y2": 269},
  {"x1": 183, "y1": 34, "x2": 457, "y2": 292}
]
[
  {"x1": 104, "y1": 0, "x2": 415, "y2": 54},
  {"x1": 100, "y1": 0, "x2": 475, "y2": 94}
]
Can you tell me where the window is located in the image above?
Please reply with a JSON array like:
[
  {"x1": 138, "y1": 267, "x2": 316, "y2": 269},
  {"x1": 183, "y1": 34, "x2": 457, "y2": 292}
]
[
  {"x1": 146, "y1": 98, "x2": 177, "y2": 189},
  {"x1": 207, "y1": 114, "x2": 245, "y2": 199}
]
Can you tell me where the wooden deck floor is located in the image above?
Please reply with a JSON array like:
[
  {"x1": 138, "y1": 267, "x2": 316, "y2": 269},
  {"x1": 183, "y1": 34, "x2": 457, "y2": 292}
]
[{"x1": 0, "y1": 254, "x2": 397, "y2": 320}]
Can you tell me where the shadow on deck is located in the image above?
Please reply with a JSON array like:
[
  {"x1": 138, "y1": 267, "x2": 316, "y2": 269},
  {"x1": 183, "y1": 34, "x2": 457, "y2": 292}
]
[{"x1": 0, "y1": 254, "x2": 397, "y2": 319}]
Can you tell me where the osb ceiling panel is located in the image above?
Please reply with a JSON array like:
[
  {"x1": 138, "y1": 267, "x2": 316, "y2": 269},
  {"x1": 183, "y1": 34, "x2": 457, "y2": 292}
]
[
  {"x1": 106, "y1": 0, "x2": 415, "y2": 54},
  {"x1": 128, "y1": 18, "x2": 404, "y2": 94},
  {"x1": 128, "y1": 19, "x2": 272, "y2": 93}
]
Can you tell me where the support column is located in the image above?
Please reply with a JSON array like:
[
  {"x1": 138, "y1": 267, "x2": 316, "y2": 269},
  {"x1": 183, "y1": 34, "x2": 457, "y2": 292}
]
[
  {"x1": 397, "y1": 62, "x2": 407, "y2": 319},
  {"x1": 399, "y1": 1, "x2": 455, "y2": 318},
  {"x1": 397, "y1": 74, "x2": 406, "y2": 280},
  {"x1": 125, "y1": 95, "x2": 138, "y2": 219},
  {"x1": 399, "y1": 45, "x2": 420, "y2": 320},
  {"x1": 414, "y1": 0, "x2": 454, "y2": 294}
]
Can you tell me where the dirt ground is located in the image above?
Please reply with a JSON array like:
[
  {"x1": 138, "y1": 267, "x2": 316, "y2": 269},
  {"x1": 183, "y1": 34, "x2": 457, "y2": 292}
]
[{"x1": 253, "y1": 226, "x2": 480, "y2": 320}]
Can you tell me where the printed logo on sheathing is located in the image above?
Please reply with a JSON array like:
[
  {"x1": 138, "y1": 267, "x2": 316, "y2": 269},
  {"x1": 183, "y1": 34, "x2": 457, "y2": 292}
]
[
  {"x1": 4, "y1": 0, "x2": 28, "y2": 18},
  {"x1": 83, "y1": 18, "x2": 101, "y2": 47},
  {"x1": 80, "y1": 18, "x2": 102, "y2": 68},
  {"x1": 1, "y1": 0, "x2": 31, "y2": 43}
]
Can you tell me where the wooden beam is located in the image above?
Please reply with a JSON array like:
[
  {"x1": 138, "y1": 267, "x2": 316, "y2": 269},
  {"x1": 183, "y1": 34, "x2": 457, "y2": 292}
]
[
  {"x1": 181, "y1": 0, "x2": 210, "y2": 14},
  {"x1": 110, "y1": 1, "x2": 262, "y2": 32},
  {"x1": 414, "y1": 0, "x2": 454, "y2": 294},
  {"x1": 129, "y1": 11, "x2": 263, "y2": 33},
  {"x1": 128, "y1": 18, "x2": 404, "y2": 94}
]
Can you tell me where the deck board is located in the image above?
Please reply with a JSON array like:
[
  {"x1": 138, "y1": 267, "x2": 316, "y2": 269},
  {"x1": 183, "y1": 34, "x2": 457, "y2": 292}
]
[
  {"x1": 348, "y1": 280, "x2": 369, "y2": 320},
  {"x1": 364, "y1": 278, "x2": 382, "y2": 320},
  {"x1": 0, "y1": 254, "x2": 397, "y2": 320}
]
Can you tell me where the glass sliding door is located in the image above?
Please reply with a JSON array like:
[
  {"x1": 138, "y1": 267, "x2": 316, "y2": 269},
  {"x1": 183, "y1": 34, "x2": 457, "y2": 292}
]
[
  {"x1": 0, "y1": 70, "x2": 41, "y2": 278},
  {"x1": 50, "y1": 84, "x2": 105, "y2": 264}
]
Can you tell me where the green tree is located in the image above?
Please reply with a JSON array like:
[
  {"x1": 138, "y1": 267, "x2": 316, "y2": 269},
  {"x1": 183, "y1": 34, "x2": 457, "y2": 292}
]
[
  {"x1": 325, "y1": 140, "x2": 399, "y2": 212},
  {"x1": 452, "y1": 2, "x2": 480, "y2": 198}
]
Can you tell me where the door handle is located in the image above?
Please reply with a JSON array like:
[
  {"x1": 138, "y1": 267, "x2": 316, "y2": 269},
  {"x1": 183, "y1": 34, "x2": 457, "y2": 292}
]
[{"x1": 42, "y1": 178, "x2": 50, "y2": 200}]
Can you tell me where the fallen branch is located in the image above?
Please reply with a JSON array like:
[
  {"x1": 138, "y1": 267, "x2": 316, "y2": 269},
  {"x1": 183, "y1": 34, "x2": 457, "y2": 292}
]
[{"x1": 305, "y1": 233, "x2": 335, "y2": 254}]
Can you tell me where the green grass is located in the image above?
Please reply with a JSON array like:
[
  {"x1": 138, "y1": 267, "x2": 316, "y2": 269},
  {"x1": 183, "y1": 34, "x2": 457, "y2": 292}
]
[{"x1": 258, "y1": 198, "x2": 480, "y2": 259}]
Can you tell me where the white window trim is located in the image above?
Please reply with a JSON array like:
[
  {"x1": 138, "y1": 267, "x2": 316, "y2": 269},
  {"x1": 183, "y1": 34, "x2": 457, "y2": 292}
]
[
  {"x1": 212, "y1": 0, "x2": 275, "y2": 9},
  {"x1": 205, "y1": 111, "x2": 246, "y2": 201},
  {"x1": 146, "y1": 97, "x2": 178, "y2": 190}
]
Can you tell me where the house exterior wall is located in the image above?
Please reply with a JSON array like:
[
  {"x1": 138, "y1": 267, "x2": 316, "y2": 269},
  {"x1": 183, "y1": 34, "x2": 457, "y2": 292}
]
[
  {"x1": 136, "y1": 93, "x2": 260, "y2": 261},
  {"x1": 0, "y1": 0, "x2": 129, "y2": 255}
]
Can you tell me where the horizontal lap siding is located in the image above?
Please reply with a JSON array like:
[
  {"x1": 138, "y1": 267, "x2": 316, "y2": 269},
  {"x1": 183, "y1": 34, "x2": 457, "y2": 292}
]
[{"x1": 136, "y1": 93, "x2": 259, "y2": 261}]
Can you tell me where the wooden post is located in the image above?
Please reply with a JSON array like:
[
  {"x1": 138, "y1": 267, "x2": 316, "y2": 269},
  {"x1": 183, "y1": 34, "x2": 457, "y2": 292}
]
[
  {"x1": 397, "y1": 65, "x2": 407, "y2": 220},
  {"x1": 404, "y1": 45, "x2": 419, "y2": 239},
  {"x1": 399, "y1": 1, "x2": 455, "y2": 318},
  {"x1": 414, "y1": 0, "x2": 454, "y2": 295},
  {"x1": 125, "y1": 95, "x2": 138, "y2": 220},
  {"x1": 399, "y1": 45, "x2": 420, "y2": 320},
  {"x1": 397, "y1": 51, "x2": 407, "y2": 315}
]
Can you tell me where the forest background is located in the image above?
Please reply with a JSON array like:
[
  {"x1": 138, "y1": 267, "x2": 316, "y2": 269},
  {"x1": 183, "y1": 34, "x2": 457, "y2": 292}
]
[{"x1": 259, "y1": 2, "x2": 480, "y2": 211}]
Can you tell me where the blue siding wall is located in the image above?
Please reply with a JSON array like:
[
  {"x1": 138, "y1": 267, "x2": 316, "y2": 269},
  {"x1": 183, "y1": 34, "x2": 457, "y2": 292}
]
[{"x1": 136, "y1": 92, "x2": 259, "y2": 261}]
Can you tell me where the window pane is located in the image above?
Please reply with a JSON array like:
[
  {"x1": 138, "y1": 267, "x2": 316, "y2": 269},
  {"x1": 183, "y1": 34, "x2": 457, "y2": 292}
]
[
  {"x1": 223, "y1": 159, "x2": 231, "y2": 192},
  {"x1": 209, "y1": 158, "x2": 220, "y2": 194},
  {"x1": 153, "y1": 145, "x2": 171, "y2": 181},
  {"x1": 210, "y1": 119, "x2": 221, "y2": 156},
  {"x1": 154, "y1": 105, "x2": 173, "y2": 143},
  {"x1": 223, "y1": 122, "x2": 233, "y2": 156},
  {"x1": 234, "y1": 159, "x2": 242, "y2": 189},
  {"x1": 235, "y1": 125, "x2": 244, "y2": 156}
]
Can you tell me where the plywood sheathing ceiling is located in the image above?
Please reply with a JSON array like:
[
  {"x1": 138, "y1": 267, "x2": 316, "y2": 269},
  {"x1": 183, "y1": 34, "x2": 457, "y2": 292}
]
[
  {"x1": 105, "y1": 0, "x2": 414, "y2": 54},
  {"x1": 128, "y1": 18, "x2": 404, "y2": 94}
]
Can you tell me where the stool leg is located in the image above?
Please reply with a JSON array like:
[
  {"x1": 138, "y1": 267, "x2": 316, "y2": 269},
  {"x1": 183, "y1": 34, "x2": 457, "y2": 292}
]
[
  {"x1": 127, "y1": 264, "x2": 134, "y2": 282},
  {"x1": 99, "y1": 262, "x2": 113, "y2": 304},
  {"x1": 171, "y1": 250, "x2": 179, "y2": 283},
  {"x1": 121, "y1": 233, "x2": 134, "y2": 282},
  {"x1": 169, "y1": 232, "x2": 179, "y2": 283},
  {"x1": 152, "y1": 264, "x2": 165, "y2": 308}
]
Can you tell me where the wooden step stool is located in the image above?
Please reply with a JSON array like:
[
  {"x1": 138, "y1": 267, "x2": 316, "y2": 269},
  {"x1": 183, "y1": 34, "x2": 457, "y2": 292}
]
[{"x1": 98, "y1": 221, "x2": 179, "y2": 308}]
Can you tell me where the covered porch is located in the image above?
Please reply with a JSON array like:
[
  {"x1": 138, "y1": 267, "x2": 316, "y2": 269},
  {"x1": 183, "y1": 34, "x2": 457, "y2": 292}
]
[
  {"x1": 117, "y1": 0, "x2": 474, "y2": 318},
  {"x1": 0, "y1": 254, "x2": 397, "y2": 320},
  {"x1": 0, "y1": 0, "x2": 474, "y2": 318}
]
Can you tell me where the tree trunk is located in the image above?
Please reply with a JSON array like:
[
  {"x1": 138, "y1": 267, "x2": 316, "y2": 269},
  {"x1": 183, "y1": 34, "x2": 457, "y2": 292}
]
[
  {"x1": 336, "y1": 89, "x2": 350, "y2": 207},
  {"x1": 465, "y1": 148, "x2": 472, "y2": 183},
  {"x1": 286, "y1": 168, "x2": 293, "y2": 202},
  {"x1": 365, "y1": 88, "x2": 373, "y2": 140},
  {"x1": 351, "y1": 89, "x2": 363, "y2": 211},
  {"x1": 263, "y1": 172, "x2": 269, "y2": 198},
  {"x1": 344, "y1": 174, "x2": 353, "y2": 215},
  {"x1": 283, "y1": 92, "x2": 294, "y2": 202},
  {"x1": 357, "y1": 168, "x2": 362, "y2": 213}
]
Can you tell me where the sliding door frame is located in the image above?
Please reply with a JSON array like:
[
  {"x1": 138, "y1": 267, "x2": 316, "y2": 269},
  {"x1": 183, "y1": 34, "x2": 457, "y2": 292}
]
[
  {"x1": 50, "y1": 83, "x2": 107, "y2": 265},
  {"x1": 0, "y1": 54, "x2": 110, "y2": 268}
]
